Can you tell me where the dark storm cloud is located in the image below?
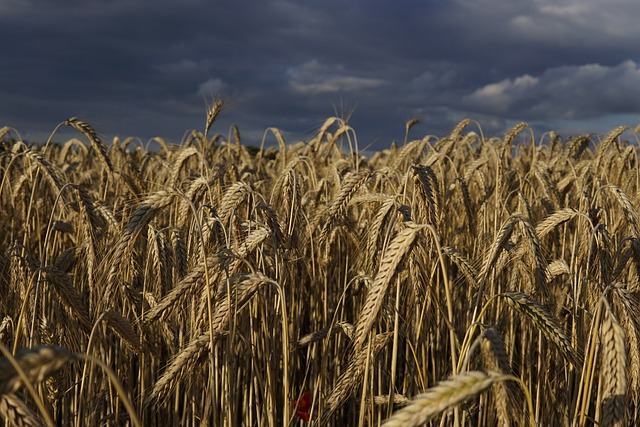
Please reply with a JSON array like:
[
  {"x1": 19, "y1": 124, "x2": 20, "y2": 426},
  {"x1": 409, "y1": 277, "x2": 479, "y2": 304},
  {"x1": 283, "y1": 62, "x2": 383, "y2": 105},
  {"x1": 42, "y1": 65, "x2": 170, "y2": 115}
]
[{"x1": 1, "y1": 0, "x2": 639, "y2": 149}]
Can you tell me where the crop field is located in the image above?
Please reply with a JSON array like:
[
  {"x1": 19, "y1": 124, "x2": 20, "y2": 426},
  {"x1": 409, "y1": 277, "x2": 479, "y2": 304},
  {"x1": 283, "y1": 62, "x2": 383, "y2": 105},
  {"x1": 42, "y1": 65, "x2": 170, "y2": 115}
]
[{"x1": 0, "y1": 105, "x2": 639, "y2": 426}]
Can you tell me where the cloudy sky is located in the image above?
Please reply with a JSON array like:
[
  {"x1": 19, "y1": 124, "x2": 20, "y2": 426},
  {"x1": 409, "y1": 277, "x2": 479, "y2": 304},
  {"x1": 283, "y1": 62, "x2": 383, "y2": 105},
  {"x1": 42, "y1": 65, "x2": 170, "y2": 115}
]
[{"x1": 2, "y1": 0, "x2": 640, "y2": 150}]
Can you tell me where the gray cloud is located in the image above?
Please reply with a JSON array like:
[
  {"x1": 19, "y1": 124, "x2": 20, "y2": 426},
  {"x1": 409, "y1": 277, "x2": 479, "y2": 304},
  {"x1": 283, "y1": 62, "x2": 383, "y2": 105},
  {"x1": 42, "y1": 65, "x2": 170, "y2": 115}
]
[
  {"x1": 1, "y1": 0, "x2": 639, "y2": 148},
  {"x1": 464, "y1": 60, "x2": 640, "y2": 120},
  {"x1": 287, "y1": 60, "x2": 386, "y2": 95}
]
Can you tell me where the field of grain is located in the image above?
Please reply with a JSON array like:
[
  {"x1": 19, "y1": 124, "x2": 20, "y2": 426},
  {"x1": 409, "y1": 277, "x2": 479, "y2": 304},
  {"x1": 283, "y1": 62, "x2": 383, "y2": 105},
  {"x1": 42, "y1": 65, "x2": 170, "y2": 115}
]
[{"x1": 1, "y1": 107, "x2": 639, "y2": 426}]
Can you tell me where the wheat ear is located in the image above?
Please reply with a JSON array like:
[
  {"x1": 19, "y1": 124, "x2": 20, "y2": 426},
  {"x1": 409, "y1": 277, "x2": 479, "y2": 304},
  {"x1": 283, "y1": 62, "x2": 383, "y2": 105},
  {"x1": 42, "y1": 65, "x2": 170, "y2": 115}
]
[
  {"x1": 0, "y1": 393, "x2": 42, "y2": 427},
  {"x1": 381, "y1": 371, "x2": 505, "y2": 427},
  {"x1": 353, "y1": 223, "x2": 421, "y2": 351},
  {"x1": 320, "y1": 332, "x2": 392, "y2": 425},
  {"x1": 480, "y1": 328, "x2": 512, "y2": 427},
  {"x1": 0, "y1": 346, "x2": 74, "y2": 395},
  {"x1": 501, "y1": 292, "x2": 581, "y2": 366},
  {"x1": 63, "y1": 117, "x2": 114, "y2": 173},
  {"x1": 600, "y1": 300, "x2": 627, "y2": 427}
]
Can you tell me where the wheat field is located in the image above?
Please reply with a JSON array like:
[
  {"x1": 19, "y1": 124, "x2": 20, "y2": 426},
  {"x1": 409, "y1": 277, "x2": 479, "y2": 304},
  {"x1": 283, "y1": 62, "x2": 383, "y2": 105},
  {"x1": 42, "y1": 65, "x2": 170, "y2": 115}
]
[{"x1": 1, "y1": 106, "x2": 639, "y2": 426}]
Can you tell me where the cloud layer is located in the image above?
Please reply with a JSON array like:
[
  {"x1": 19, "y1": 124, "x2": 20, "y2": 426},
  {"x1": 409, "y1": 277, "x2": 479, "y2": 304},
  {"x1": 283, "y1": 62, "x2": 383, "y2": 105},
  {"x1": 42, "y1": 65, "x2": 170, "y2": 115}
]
[{"x1": 1, "y1": 0, "x2": 639, "y2": 148}]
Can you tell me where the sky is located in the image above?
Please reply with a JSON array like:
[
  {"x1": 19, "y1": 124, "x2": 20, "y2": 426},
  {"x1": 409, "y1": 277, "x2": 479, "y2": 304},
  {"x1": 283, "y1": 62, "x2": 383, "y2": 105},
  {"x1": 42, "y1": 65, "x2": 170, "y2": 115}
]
[{"x1": 2, "y1": 0, "x2": 640, "y2": 151}]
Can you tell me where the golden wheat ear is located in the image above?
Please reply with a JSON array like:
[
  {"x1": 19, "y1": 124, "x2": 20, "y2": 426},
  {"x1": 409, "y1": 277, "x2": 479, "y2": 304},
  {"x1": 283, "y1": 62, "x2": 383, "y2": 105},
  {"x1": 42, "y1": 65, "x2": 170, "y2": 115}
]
[
  {"x1": 600, "y1": 300, "x2": 627, "y2": 427},
  {"x1": 0, "y1": 393, "x2": 43, "y2": 427},
  {"x1": 381, "y1": 371, "x2": 506, "y2": 427},
  {"x1": 501, "y1": 291, "x2": 582, "y2": 367},
  {"x1": 353, "y1": 223, "x2": 422, "y2": 352},
  {"x1": 0, "y1": 346, "x2": 75, "y2": 395}
]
